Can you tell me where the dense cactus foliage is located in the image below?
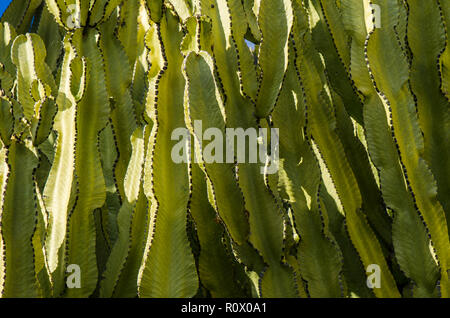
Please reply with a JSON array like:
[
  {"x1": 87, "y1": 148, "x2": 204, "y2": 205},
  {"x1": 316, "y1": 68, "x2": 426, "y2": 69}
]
[{"x1": 0, "y1": 0, "x2": 449, "y2": 298}]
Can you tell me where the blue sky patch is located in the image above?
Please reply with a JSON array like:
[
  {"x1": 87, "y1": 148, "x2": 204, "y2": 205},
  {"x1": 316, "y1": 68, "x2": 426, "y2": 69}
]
[{"x1": 0, "y1": 0, "x2": 12, "y2": 18}]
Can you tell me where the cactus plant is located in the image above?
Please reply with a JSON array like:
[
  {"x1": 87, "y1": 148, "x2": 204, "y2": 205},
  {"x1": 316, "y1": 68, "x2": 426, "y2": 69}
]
[{"x1": 0, "y1": 0, "x2": 449, "y2": 298}]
